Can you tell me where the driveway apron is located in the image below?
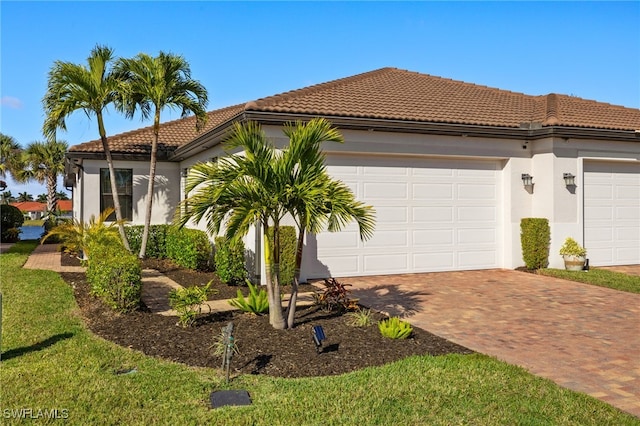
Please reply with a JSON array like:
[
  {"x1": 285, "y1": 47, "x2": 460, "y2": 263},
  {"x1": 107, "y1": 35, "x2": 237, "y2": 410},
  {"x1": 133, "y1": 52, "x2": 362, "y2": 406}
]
[{"x1": 345, "y1": 269, "x2": 640, "y2": 418}]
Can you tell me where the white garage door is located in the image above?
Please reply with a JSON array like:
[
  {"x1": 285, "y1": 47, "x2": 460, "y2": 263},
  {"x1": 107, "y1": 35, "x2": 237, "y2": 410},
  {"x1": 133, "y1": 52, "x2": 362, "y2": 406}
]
[
  {"x1": 307, "y1": 155, "x2": 503, "y2": 278},
  {"x1": 584, "y1": 161, "x2": 640, "y2": 266}
]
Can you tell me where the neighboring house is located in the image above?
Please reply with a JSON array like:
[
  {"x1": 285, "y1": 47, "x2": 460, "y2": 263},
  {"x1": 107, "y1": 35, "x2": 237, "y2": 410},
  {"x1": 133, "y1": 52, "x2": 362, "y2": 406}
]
[
  {"x1": 10, "y1": 200, "x2": 73, "y2": 220},
  {"x1": 64, "y1": 67, "x2": 640, "y2": 281}
]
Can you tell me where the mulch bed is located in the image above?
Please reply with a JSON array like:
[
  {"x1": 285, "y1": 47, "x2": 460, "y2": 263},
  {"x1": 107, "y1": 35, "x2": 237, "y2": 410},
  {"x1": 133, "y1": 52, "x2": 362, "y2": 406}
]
[{"x1": 60, "y1": 255, "x2": 473, "y2": 378}]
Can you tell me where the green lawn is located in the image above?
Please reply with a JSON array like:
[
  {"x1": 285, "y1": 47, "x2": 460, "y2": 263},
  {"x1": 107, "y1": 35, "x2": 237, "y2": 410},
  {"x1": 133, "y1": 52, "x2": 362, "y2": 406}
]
[
  {"x1": 539, "y1": 268, "x2": 640, "y2": 294},
  {"x1": 1, "y1": 241, "x2": 638, "y2": 425},
  {"x1": 22, "y1": 219, "x2": 45, "y2": 226}
]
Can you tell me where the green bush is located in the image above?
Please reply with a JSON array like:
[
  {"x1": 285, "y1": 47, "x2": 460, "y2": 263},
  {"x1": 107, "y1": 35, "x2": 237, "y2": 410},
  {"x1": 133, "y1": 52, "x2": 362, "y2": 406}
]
[
  {"x1": 1, "y1": 204, "x2": 24, "y2": 242},
  {"x1": 166, "y1": 227, "x2": 212, "y2": 270},
  {"x1": 214, "y1": 236, "x2": 247, "y2": 285},
  {"x1": 520, "y1": 218, "x2": 550, "y2": 270},
  {"x1": 266, "y1": 225, "x2": 297, "y2": 285},
  {"x1": 559, "y1": 237, "x2": 587, "y2": 257},
  {"x1": 126, "y1": 224, "x2": 169, "y2": 258},
  {"x1": 228, "y1": 280, "x2": 269, "y2": 315},
  {"x1": 168, "y1": 281, "x2": 216, "y2": 327},
  {"x1": 86, "y1": 241, "x2": 142, "y2": 313},
  {"x1": 378, "y1": 317, "x2": 413, "y2": 339}
]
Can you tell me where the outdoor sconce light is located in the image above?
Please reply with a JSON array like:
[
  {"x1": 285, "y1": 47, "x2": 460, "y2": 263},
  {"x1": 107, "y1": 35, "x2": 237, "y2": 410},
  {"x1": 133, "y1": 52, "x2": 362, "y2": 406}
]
[
  {"x1": 521, "y1": 174, "x2": 534, "y2": 192},
  {"x1": 563, "y1": 173, "x2": 576, "y2": 187},
  {"x1": 0, "y1": 180, "x2": 6, "y2": 191}
]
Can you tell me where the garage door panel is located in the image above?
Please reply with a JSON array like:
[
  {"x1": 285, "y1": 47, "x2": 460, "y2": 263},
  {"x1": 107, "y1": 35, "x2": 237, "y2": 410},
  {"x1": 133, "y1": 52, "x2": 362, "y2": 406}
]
[
  {"x1": 584, "y1": 161, "x2": 640, "y2": 266},
  {"x1": 413, "y1": 183, "x2": 453, "y2": 200},
  {"x1": 414, "y1": 206, "x2": 454, "y2": 223},
  {"x1": 364, "y1": 230, "x2": 408, "y2": 248},
  {"x1": 363, "y1": 254, "x2": 408, "y2": 273},
  {"x1": 364, "y1": 182, "x2": 407, "y2": 199},
  {"x1": 414, "y1": 229, "x2": 454, "y2": 246},
  {"x1": 311, "y1": 155, "x2": 502, "y2": 277}
]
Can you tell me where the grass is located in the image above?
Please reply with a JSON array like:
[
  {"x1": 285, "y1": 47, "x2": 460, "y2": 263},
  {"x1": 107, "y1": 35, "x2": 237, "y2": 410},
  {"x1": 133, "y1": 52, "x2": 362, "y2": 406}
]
[
  {"x1": 22, "y1": 219, "x2": 45, "y2": 226},
  {"x1": 1, "y1": 241, "x2": 638, "y2": 425},
  {"x1": 539, "y1": 268, "x2": 640, "y2": 294}
]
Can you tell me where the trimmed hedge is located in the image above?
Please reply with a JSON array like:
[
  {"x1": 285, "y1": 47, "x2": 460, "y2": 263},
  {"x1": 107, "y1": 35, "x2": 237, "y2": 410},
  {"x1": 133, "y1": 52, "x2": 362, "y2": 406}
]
[
  {"x1": 166, "y1": 227, "x2": 212, "y2": 270},
  {"x1": 214, "y1": 236, "x2": 247, "y2": 285},
  {"x1": 266, "y1": 225, "x2": 297, "y2": 285},
  {"x1": 125, "y1": 224, "x2": 169, "y2": 258},
  {"x1": 520, "y1": 218, "x2": 550, "y2": 270},
  {"x1": 86, "y1": 241, "x2": 142, "y2": 313}
]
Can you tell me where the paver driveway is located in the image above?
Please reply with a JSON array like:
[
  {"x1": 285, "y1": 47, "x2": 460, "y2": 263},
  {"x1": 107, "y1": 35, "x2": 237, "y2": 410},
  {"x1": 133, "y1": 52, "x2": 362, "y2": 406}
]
[{"x1": 344, "y1": 269, "x2": 640, "y2": 418}]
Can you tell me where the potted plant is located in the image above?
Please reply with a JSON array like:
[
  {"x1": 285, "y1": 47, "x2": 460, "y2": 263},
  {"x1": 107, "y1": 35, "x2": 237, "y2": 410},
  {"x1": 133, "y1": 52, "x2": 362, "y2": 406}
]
[{"x1": 559, "y1": 237, "x2": 587, "y2": 271}]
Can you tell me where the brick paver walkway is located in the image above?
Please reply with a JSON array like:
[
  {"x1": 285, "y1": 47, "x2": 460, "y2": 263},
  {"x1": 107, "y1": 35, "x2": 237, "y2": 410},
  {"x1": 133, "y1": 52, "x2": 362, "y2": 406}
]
[{"x1": 344, "y1": 269, "x2": 640, "y2": 418}]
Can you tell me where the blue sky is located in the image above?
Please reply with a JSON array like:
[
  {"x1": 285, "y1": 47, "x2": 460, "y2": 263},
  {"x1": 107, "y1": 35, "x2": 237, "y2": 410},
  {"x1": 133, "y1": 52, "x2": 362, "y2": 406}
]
[{"x1": 1, "y1": 1, "x2": 639, "y2": 197}]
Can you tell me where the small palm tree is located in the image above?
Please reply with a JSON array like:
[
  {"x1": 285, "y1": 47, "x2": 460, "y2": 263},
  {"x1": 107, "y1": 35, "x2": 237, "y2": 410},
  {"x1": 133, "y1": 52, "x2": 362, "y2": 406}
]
[
  {"x1": 43, "y1": 44, "x2": 130, "y2": 250},
  {"x1": 116, "y1": 52, "x2": 208, "y2": 259},
  {"x1": 177, "y1": 120, "x2": 375, "y2": 330},
  {"x1": 17, "y1": 192, "x2": 33, "y2": 202},
  {"x1": 15, "y1": 139, "x2": 68, "y2": 212},
  {"x1": 42, "y1": 207, "x2": 123, "y2": 261},
  {"x1": 0, "y1": 133, "x2": 23, "y2": 179}
]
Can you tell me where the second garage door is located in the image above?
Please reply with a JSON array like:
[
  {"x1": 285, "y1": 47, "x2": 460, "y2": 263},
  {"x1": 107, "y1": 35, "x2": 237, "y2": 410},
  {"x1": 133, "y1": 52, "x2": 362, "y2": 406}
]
[
  {"x1": 307, "y1": 155, "x2": 503, "y2": 278},
  {"x1": 584, "y1": 161, "x2": 640, "y2": 266}
]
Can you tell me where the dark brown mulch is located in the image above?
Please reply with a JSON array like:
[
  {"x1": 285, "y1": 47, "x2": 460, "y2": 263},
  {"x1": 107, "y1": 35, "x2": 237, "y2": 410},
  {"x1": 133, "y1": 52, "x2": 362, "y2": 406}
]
[{"x1": 59, "y1": 259, "x2": 473, "y2": 378}]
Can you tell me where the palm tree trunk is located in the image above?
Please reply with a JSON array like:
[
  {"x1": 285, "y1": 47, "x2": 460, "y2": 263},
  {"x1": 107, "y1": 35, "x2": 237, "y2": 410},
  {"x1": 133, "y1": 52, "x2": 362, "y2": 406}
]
[
  {"x1": 46, "y1": 173, "x2": 58, "y2": 213},
  {"x1": 139, "y1": 112, "x2": 160, "y2": 259},
  {"x1": 285, "y1": 226, "x2": 304, "y2": 329},
  {"x1": 98, "y1": 112, "x2": 130, "y2": 251},
  {"x1": 264, "y1": 221, "x2": 285, "y2": 329}
]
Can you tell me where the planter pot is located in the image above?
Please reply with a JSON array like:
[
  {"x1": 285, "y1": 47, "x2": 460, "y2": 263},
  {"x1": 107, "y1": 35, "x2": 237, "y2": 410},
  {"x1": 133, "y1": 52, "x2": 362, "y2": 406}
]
[{"x1": 563, "y1": 255, "x2": 586, "y2": 271}]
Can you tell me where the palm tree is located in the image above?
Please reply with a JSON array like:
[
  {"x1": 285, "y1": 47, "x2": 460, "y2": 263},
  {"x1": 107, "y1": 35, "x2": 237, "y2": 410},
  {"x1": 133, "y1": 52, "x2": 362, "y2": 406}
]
[
  {"x1": 17, "y1": 192, "x2": 33, "y2": 202},
  {"x1": 0, "y1": 133, "x2": 23, "y2": 179},
  {"x1": 177, "y1": 120, "x2": 375, "y2": 330},
  {"x1": 37, "y1": 194, "x2": 48, "y2": 203},
  {"x1": 56, "y1": 191, "x2": 70, "y2": 200},
  {"x1": 42, "y1": 44, "x2": 130, "y2": 250},
  {"x1": 15, "y1": 139, "x2": 68, "y2": 212},
  {"x1": 116, "y1": 52, "x2": 208, "y2": 259},
  {"x1": 281, "y1": 119, "x2": 375, "y2": 328},
  {"x1": 1, "y1": 191, "x2": 15, "y2": 204}
]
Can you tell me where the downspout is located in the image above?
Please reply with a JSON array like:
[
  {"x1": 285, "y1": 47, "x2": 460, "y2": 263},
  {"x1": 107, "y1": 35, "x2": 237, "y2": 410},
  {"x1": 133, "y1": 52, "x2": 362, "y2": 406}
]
[{"x1": 254, "y1": 222, "x2": 262, "y2": 285}]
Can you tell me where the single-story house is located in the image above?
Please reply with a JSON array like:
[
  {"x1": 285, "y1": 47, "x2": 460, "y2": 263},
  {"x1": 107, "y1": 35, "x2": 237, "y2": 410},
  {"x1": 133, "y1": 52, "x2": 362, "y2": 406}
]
[
  {"x1": 65, "y1": 67, "x2": 640, "y2": 281},
  {"x1": 10, "y1": 200, "x2": 73, "y2": 220}
]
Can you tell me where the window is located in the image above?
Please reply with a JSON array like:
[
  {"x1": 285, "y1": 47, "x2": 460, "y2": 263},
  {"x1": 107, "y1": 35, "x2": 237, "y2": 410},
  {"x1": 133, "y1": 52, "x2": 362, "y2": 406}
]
[{"x1": 100, "y1": 168, "x2": 132, "y2": 221}]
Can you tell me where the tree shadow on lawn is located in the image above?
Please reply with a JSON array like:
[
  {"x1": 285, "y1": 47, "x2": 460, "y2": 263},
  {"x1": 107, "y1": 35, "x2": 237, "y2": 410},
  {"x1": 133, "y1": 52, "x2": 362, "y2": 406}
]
[{"x1": 1, "y1": 332, "x2": 74, "y2": 361}]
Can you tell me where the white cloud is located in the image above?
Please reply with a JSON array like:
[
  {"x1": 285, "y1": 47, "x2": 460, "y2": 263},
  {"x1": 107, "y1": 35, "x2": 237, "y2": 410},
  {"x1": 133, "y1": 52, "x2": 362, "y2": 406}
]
[{"x1": 1, "y1": 96, "x2": 24, "y2": 109}]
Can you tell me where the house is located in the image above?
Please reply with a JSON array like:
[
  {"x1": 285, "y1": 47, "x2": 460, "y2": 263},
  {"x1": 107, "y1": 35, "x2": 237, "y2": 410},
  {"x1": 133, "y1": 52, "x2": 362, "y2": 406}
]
[
  {"x1": 10, "y1": 200, "x2": 73, "y2": 220},
  {"x1": 65, "y1": 67, "x2": 640, "y2": 281}
]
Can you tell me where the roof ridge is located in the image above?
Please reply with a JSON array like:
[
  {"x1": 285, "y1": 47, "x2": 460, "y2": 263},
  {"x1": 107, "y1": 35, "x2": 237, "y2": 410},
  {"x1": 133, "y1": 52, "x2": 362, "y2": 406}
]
[{"x1": 245, "y1": 67, "x2": 398, "y2": 109}]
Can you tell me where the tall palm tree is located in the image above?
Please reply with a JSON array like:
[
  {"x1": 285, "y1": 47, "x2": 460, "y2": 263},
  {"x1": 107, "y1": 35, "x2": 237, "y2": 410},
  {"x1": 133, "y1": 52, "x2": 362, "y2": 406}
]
[
  {"x1": 116, "y1": 52, "x2": 208, "y2": 258},
  {"x1": 177, "y1": 120, "x2": 375, "y2": 330},
  {"x1": 0, "y1": 133, "x2": 23, "y2": 179},
  {"x1": 42, "y1": 44, "x2": 130, "y2": 250},
  {"x1": 15, "y1": 139, "x2": 68, "y2": 212}
]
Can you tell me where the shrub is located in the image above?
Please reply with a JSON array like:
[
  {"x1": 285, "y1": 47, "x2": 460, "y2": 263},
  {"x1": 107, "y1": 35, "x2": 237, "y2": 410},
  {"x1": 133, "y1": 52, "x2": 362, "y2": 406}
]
[
  {"x1": 86, "y1": 241, "x2": 142, "y2": 313},
  {"x1": 1, "y1": 204, "x2": 24, "y2": 242},
  {"x1": 520, "y1": 218, "x2": 550, "y2": 270},
  {"x1": 126, "y1": 224, "x2": 169, "y2": 258},
  {"x1": 345, "y1": 308, "x2": 373, "y2": 327},
  {"x1": 228, "y1": 280, "x2": 269, "y2": 315},
  {"x1": 166, "y1": 227, "x2": 212, "y2": 270},
  {"x1": 378, "y1": 317, "x2": 413, "y2": 339},
  {"x1": 266, "y1": 225, "x2": 296, "y2": 285},
  {"x1": 313, "y1": 277, "x2": 352, "y2": 312},
  {"x1": 42, "y1": 208, "x2": 122, "y2": 261},
  {"x1": 214, "y1": 236, "x2": 247, "y2": 285},
  {"x1": 168, "y1": 281, "x2": 216, "y2": 327},
  {"x1": 559, "y1": 237, "x2": 587, "y2": 257}
]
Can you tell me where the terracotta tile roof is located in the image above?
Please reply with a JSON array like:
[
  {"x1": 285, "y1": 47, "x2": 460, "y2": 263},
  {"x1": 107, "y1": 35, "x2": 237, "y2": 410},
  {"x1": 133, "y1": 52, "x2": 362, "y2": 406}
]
[
  {"x1": 10, "y1": 200, "x2": 72, "y2": 212},
  {"x1": 68, "y1": 104, "x2": 245, "y2": 155},
  {"x1": 69, "y1": 67, "x2": 640, "y2": 155}
]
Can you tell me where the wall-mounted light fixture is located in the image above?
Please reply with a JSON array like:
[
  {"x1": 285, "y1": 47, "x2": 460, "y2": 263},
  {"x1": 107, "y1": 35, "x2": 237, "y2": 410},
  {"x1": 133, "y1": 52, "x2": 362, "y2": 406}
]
[
  {"x1": 563, "y1": 173, "x2": 576, "y2": 187},
  {"x1": 181, "y1": 168, "x2": 188, "y2": 178},
  {"x1": 521, "y1": 173, "x2": 534, "y2": 193}
]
